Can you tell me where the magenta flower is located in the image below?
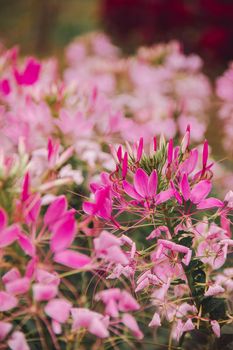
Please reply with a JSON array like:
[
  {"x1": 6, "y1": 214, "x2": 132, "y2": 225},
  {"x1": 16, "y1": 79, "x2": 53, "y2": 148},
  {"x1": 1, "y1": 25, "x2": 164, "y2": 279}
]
[{"x1": 123, "y1": 168, "x2": 173, "y2": 205}]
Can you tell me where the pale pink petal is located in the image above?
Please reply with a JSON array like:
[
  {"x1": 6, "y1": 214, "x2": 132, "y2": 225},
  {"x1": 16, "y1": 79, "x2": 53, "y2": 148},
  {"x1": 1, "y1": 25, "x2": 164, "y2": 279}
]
[
  {"x1": 205, "y1": 285, "x2": 225, "y2": 297},
  {"x1": 182, "y1": 319, "x2": 195, "y2": 332},
  {"x1": 0, "y1": 292, "x2": 18, "y2": 311},
  {"x1": 105, "y1": 245, "x2": 129, "y2": 265},
  {"x1": 211, "y1": 320, "x2": 220, "y2": 338},
  {"x1": 88, "y1": 317, "x2": 109, "y2": 338},
  {"x1": 33, "y1": 283, "x2": 58, "y2": 301},
  {"x1": 190, "y1": 180, "x2": 212, "y2": 204},
  {"x1": 54, "y1": 249, "x2": 91, "y2": 269},
  {"x1": 149, "y1": 312, "x2": 161, "y2": 327},
  {"x1": 0, "y1": 321, "x2": 12, "y2": 341},
  {"x1": 118, "y1": 291, "x2": 140, "y2": 312},
  {"x1": 52, "y1": 320, "x2": 62, "y2": 334},
  {"x1": 5, "y1": 277, "x2": 30, "y2": 295},
  {"x1": 122, "y1": 313, "x2": 143, "y2": 339},
  {"x1": 8, "y1": 331, "x2": 29, "y2": 350},
  {"x1": 134, "y1": 168, "x2": 149, "y2": 198},
  {"x1": 45, "y1": 298, "x2": 72, "y2": 323}
]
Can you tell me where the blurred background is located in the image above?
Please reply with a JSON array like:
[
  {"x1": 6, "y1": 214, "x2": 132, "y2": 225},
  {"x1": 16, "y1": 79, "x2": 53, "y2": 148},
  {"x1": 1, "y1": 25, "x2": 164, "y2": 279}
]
[{"x1": 1, "y1": 0, "x2": 233, "y2": 71}]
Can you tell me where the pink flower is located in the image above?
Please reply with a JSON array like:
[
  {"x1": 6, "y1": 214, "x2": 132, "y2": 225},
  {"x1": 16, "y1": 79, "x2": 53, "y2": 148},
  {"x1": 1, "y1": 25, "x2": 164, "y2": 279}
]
[
  {"x1": 155, "y1": 239, "x2": 192, "y2": 266},
  {"x1": 71, "y1": 308, "x2": 109, "y2": 338},
  {"x1": 95, "y1": 288, "x2": 140, "y2": 316},
  {"x1": 123, "y1": 168, "x2": 173, "y2": 205},
  {"x1": 180, "y1": 173, "x2": 212, "y2": 205},
  {"x1": 197, "y1": 241, "x2": 226, "y2": 269},
  {"x1": 94, "y1": 231, "x2": 129, "y2": 265}
]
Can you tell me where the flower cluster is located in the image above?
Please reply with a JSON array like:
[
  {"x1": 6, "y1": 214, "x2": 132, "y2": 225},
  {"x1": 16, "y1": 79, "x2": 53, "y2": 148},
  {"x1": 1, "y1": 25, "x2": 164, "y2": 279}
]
[{"x1": 0, "y1": 33, "x2": 232, "y2": 349}]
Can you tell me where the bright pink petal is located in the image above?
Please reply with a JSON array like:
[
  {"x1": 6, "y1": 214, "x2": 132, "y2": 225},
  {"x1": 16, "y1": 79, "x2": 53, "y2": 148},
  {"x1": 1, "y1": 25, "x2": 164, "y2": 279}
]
[
  {"x1": 44, "y1": 195, "x2": 67, "y2": 227},
  {"x1": 123, "y1": 181, "x2": 142, "y2": 200},
  {"x1": 0, "y1": 225, "x2": 20, "y2": 248},
  {"x1": 0, "y1": 208, "x2": 7, "y2": 231},
  {"x1": 197, "y1": 198, "x2": 223, "y2": 209},
  {"x1": 18, "y1": 233, "x2": 35, "y2": 256},
  {"x1": 134, "y1": 168, "x2": 149, "y2": 198},
  {"x1": 50, "y1": 215, "x2": 76, "y2": 253},
  {"x1": 181, "y1": 173, "x2": 190, "y2": 201},
  {"x1": 54, "y1": 249, "x2": 91, "y2": 269},
  {"x1": 148, "y1": 170, "x2": 157, "y2": 197},
  {"x1": 190, "y1": 180, "x2": 212, "y2": 204},
  {"x1": 156, "y1": 189, "x2": 173, "y2": 205}
]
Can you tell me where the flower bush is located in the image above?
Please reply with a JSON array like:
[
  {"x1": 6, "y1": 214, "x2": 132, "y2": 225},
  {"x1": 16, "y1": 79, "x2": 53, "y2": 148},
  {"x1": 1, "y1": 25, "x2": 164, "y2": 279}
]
[{"x1": 0, "y1": 33, "x2": 232, "y2": 349}]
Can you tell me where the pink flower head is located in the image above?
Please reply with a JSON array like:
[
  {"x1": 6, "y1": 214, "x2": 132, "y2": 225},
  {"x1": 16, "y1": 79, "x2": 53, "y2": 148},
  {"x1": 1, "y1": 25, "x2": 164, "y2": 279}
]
[
  {"x1": 155, "y1": 239, "x2": 192, "y2": 266},
  {"x1": 123, "y1": 168, "x2": 173, "y2": 205},
  {"x1": 94, "y1": 231, "x2": 129, "y2": 265},
  {"x1": 95, "y1": 288, "x2": 140, "y2": 317},
  {"x1": 14, "y1": 57, "x2": 41, "y2": 86},
  {"x1": 71, "y1": 308, "x2": 109, "y2": 338},
  {"x1": 180, "y1": 173, "x2": 212, "y2": 205}
]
